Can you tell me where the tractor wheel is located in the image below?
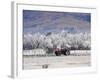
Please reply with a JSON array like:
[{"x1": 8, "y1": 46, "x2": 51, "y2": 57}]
[{"x1": 67, "y1": 51, "x2": 70, "y2": 55}]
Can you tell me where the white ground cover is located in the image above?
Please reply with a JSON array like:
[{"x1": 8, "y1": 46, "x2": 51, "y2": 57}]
[{"x1": 23, "y1": 50, "x2": 91, "y2": 69}]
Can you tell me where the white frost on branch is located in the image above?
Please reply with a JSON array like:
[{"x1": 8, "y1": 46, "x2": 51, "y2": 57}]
[{"x1": 23, "y1": 31, "x2": 91, "y2": 50}]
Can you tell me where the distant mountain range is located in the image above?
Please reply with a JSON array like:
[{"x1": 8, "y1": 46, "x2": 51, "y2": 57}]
[{"x1": 23, "y1": 10, "x2": 91, "y2": 34}]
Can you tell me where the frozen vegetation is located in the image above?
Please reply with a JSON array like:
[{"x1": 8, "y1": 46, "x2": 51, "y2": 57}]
[{"x1": 23, "y1": 31, "x2": 91, "y2": 54}]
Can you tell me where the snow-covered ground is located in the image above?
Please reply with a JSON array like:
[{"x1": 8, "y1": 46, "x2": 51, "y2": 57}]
[
  {"x1": 23, "y1": 49, "x2": 47, "y2": 56},
  {"x1": 23, "y1": 49, "x2": 90, "y2": 56},
  {"x1": 23, "y1": 50, "x2": 91, "y2": 69}
]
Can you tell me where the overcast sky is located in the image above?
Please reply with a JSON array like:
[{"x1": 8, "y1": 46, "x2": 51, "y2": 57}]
[{"x1": 23, "y1": 10, "x2": 91, "y2": 34}]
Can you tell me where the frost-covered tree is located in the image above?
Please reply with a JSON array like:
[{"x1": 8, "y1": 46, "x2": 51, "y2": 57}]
[{"x1": 23, "y1": 31, "x2": 91, "y2": 51}]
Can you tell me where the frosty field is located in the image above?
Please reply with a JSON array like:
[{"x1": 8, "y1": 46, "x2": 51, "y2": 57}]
[{"x1": 23, "y1": 50, "x2": 91, "y2": 70}]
